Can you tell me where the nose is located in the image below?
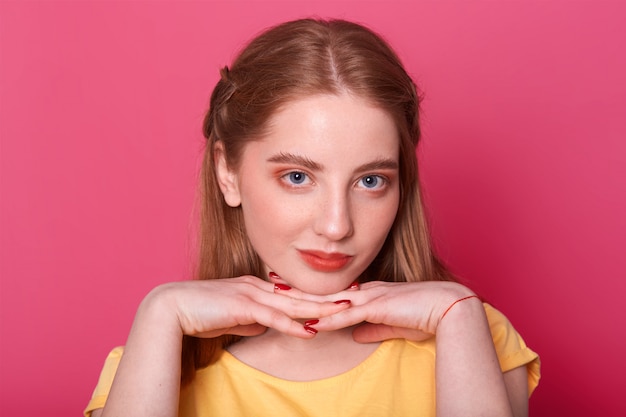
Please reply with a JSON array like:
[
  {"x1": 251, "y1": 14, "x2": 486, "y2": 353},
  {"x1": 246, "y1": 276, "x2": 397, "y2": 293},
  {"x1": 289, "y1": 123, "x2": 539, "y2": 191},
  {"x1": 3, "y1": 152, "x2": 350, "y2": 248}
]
[{"x1": 313, "y1": 190, "x2": 354, "y2": 241}]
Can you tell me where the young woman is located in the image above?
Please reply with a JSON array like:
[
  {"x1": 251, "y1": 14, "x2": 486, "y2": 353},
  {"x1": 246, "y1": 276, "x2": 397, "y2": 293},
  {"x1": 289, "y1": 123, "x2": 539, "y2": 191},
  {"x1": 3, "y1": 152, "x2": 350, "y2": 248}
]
[{"x1": 85, "y1": 18, "x2": 540, "y2": 417}]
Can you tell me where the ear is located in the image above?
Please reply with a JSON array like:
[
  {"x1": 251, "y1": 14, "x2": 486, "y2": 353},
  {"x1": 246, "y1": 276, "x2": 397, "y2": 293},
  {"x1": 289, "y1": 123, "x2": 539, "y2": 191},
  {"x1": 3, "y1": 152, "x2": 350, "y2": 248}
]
[{"x1": 214, "y1": 141, "x2": 242, "y2": 207}]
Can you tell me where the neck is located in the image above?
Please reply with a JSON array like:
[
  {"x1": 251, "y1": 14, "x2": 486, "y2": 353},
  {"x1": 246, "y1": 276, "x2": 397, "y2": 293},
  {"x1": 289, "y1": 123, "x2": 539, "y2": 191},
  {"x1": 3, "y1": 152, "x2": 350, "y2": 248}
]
[
  {"x1": 263, "y1": 325, "x2": 356, "y2": 351},
  {"x1": 227, "y1": 326, "x2": 381, "y2": 381}
]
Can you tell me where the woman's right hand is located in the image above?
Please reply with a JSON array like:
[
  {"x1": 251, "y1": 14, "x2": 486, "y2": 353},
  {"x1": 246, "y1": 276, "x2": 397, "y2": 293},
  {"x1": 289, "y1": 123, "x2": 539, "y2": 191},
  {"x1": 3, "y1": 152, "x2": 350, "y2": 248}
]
[
  {"x1": 97, "y1": 275, "x2": 352, "y2": 417},
  {"x1": 140, "y1": 275, "x2": 352, "y2": 340}
]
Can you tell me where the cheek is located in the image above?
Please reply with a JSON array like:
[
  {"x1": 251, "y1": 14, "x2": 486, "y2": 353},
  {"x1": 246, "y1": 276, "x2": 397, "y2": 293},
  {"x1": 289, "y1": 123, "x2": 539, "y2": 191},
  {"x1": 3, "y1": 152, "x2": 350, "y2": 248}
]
[
  {"x1": 240, "y1": 189, "x2": 274, "y2": 239},
  {"x1": 358, "y1": 194, "x2": 400, "y2": 245},
  {"x1": 239, "y1": 183, "x2": 305, "y2": 252}
]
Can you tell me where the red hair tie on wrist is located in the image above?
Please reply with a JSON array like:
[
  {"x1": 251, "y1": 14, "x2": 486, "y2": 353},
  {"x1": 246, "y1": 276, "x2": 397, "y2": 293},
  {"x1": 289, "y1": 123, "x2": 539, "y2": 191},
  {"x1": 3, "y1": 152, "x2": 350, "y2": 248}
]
[{"x1": 441, "y1": 295, "x2": 480, "y2": 320}]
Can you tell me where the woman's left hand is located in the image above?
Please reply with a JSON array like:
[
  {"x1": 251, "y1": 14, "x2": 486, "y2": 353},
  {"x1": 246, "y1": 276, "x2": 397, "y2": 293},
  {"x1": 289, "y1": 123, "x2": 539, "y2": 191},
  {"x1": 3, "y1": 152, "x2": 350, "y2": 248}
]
[
  {"x1": 312, "y1": 280, "x2": 526, "y2": 417},
  {"x1": 309, "y1": 280, "x2": 478, "y2": 343}
]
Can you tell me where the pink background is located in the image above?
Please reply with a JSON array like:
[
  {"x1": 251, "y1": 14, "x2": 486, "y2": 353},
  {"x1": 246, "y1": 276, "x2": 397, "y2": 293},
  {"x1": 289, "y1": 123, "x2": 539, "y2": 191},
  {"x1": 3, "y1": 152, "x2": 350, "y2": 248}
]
[{"x1": 1, "y1": 1, "x2": 625, "y2": 415}]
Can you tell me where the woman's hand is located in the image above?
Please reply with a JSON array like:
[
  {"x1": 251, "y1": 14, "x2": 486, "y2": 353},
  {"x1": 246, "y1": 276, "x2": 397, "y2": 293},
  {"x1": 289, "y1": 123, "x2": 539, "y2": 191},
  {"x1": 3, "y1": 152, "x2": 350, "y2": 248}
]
[
  {"x1": 99, "y1": 275, "x2": 352, "y2": 417},
  {"x1": 296, "y1": 280, "x2": 522, "y2": 417},
  {"x1": 301, "y1": 280, "x2": 478, "y2": 343},
  {"x1": 143, "y1": 275, "x2": 353, "y2": 340}
]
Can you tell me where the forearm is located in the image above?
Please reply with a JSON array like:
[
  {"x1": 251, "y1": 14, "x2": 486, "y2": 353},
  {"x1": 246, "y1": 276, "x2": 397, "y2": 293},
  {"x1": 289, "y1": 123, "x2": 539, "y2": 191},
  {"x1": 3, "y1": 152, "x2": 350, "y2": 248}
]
[
  {"x1": 102, "y1": 287, "x2": 183, "y2": 417},
  {"x1": 435, "y1": 298, "x2": 514, "y2": 417}
]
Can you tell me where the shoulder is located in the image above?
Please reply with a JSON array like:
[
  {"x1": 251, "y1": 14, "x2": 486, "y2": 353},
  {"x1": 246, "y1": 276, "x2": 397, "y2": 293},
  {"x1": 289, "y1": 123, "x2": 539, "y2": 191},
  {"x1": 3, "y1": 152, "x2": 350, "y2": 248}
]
[
  {"x1": 482, "y1": 303, "x2": 541, "y2": 395},
  {"x1": 482, "y1": 303, "x2": 536, "y2": 366}
]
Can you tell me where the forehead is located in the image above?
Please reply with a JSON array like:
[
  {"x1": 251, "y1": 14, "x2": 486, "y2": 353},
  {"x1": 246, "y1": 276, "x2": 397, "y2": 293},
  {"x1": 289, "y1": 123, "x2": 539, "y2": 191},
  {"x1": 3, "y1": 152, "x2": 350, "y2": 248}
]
[{"x1": 258, "y1": 93, "x2": 400, "y2": 158}]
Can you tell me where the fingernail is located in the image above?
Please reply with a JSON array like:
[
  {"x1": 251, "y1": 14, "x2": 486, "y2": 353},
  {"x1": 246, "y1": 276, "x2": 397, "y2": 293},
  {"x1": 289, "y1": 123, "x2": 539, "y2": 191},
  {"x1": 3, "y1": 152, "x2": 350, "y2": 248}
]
[
  {"x1": 348, "y1": 281, "x2": 359, "y2": 290},
  {"x1": 334, "y1": 299, "x2": 351, "y2": 305},
  {"x1": 304, "y1": 319, "x2": 319, "y2": 326},
  {"x1": 269, "y1": 271, "x2": 280, "y2": 279},
  {"x1": 274, "y1": 283, "x2": 291, "y2": 291},
  {"x1": 304, "y1": 325, "x2": 318, "y2": 335}
]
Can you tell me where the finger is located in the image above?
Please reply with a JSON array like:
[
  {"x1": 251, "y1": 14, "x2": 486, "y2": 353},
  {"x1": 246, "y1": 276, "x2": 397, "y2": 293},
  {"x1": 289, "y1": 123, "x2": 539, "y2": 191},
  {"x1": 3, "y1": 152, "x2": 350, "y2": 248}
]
[
  {"x1": 346, "y1": 280, "x2": 360, "y2": 291},
  {"x1": 242, "y1": 277, "x2": 353, "y2": 318},
  {"x1": 352, "y1": 323, "x2": 433, "y2": 344},
  {"x1": 195, "y1": 324, "x2": 268, "y2": 338},
  {"x1": 309, "y1": 305, "x2": 371, "y2": 331},
  {"x1": 271, "y1": 282, "x2": 345, "y2": 303},
  {"x1": 301, "y1": 281, "x2": 389, "y2": 306},
  {"x1": 217, "y1": 277, "x2": 353, "y2": 321},
  {"x1": 195, "y1": 301, "x2": 320, "y2": 339},
  {"x1": 266, "y1": 273, "x2": 343, "y2": 303},
  {"x1": 225, "y1": 275, "x2": 329, "y2": 304},
  {"x1": 247, "y1": 303, "x2": 320, "y2": 338},
  {"x1": 264, "y1": 292, "x2": 353, "y2": 319},
  {"x1": 224, "y1": 324, "x2": 268, "y2": 337}
]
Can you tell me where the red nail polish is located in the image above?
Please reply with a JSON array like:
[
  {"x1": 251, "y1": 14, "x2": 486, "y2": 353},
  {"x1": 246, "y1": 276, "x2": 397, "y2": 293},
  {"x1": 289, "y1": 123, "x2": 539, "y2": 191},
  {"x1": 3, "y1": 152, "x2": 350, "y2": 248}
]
[
  {"x1": 274, "y1": 283, "x2": 291, "y2": 291},
  {"x1": 304, "y1": 325, "x2": 318, "y2": 335},
  {"x1": 269, "y1": 271, "x2": 280, "y2": 279},
  {"x1": 348, "y1": 281, "x2": 359, "y2": 290},
  {"x1": 304, "y1": 319, "x2": 319, "y2": 326},
  {"x1": 334, "y1": 299, "x2": 351, "y2": 305}
]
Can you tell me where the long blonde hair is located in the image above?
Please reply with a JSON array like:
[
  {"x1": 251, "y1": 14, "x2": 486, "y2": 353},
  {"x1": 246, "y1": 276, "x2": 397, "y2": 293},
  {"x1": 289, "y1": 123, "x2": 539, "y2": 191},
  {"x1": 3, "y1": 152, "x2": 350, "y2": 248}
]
[{"x1": 182, "y1": 18, "x2": 454, "y2": 384}]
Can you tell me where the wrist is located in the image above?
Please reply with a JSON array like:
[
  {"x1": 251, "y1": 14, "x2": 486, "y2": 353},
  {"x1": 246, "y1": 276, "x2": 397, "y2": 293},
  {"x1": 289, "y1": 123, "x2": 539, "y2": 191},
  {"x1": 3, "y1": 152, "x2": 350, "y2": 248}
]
[
  {"x1": 440, "y1": 295, "x2": 481, "y2": 321},
  {"x1": 436, "y1": 294, "x2": 485, "y2": 332},
  {"x1": 134, "y1": 283, "x2": 185, "y2": 340}
]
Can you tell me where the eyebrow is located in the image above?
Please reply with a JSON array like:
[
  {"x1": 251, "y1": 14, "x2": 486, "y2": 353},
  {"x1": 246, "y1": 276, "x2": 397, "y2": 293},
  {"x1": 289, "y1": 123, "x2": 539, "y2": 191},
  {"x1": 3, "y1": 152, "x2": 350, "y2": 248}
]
[
  {"x1": 267, "y1": 152, "x2": 322, "y2": 171},
  {"x1": 267, "y1": 152, "x2": 399, "y2": 172}
]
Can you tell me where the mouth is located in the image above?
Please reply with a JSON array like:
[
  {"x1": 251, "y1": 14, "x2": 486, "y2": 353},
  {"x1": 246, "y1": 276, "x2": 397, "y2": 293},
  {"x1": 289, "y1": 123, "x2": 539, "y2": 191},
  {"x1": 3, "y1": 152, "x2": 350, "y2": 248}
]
[{"x1": 297, "y1": 250, "x2": 353, "y2": 272}]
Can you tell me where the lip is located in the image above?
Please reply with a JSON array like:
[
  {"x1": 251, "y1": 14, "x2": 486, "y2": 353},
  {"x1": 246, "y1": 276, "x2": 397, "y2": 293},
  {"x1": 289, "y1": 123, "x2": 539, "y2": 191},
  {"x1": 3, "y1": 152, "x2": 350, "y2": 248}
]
[{"x1": 297, "y1": 250, "x2": 353, "y2": 272}]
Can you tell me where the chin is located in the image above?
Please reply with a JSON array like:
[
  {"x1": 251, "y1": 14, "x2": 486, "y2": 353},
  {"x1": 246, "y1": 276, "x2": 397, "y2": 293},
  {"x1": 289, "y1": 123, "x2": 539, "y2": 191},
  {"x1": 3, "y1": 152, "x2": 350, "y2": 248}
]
[
  {"x1": 294, "y1": 280, "x2": 352, "y2": 295},
  {"x1": 301, "y1": 287, "x2": 338, "y2": 296},
  {"x1": 271, "y1": 265, "x2": 360, "y2": 294}
]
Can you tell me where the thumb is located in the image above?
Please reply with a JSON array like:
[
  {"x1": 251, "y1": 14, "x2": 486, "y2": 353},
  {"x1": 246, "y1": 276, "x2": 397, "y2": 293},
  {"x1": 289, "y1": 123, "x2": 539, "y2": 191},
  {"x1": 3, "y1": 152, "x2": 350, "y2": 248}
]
[{"x1": 352, "y1": 323, "x2": 433, "y2": 344}]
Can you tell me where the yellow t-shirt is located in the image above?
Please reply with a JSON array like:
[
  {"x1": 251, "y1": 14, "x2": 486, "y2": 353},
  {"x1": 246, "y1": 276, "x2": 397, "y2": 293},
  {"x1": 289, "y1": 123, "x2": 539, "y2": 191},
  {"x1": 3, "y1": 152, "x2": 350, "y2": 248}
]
[{"x1": 85, "y1": 303, "x2": 540, "y2": 416}]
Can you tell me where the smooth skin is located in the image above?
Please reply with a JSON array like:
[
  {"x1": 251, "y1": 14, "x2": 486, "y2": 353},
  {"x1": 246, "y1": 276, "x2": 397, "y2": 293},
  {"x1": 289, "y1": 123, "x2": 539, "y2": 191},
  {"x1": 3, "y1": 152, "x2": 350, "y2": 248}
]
[{"x1": 93, "y1": 94, "x2": 528, "y2": 417}]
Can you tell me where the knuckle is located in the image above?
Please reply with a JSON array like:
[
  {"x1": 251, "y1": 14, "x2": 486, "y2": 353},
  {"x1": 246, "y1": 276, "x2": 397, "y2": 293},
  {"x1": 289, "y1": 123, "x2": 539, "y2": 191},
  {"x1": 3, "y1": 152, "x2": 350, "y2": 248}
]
[
  {"x1": 268, "y1": 308, "x2": 286, "y2": 324},
  {"x1": 238, "y1": 275, "x2": 257, "y2": 285},
  {"x1": 287, "y1": 298, "x2": 310, "y2": 317}
]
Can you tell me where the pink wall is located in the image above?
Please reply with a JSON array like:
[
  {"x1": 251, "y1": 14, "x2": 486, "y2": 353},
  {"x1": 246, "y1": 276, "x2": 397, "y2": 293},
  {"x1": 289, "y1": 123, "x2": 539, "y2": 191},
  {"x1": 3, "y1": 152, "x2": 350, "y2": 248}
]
[{"x1": 1, "y1": 1, "x2": 625, "y2": 415}]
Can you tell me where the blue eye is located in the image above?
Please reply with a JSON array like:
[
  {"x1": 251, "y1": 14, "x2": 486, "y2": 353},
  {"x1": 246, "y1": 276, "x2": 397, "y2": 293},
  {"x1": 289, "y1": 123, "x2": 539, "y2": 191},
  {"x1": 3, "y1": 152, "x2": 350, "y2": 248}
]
[
  {"x1": 287, "y1": 171, "x2": 307, "y2": 185},
  {"x1": 360, "y1": 175, "x2": 382, "y2": 189}
]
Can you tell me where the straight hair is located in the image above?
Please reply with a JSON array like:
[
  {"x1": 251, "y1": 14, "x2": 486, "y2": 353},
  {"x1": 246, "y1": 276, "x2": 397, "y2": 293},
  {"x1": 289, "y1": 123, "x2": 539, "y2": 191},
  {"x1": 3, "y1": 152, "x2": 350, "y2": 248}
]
[{"x1": 182, "y1": 18, "x2": 454, "y2": 385}]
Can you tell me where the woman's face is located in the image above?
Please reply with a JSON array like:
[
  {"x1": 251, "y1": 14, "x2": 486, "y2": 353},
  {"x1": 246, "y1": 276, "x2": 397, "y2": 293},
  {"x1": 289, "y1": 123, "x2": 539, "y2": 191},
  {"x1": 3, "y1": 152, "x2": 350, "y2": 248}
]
[{"x1": 218, "y1": 93, "x2": 400, "y2": 295}]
